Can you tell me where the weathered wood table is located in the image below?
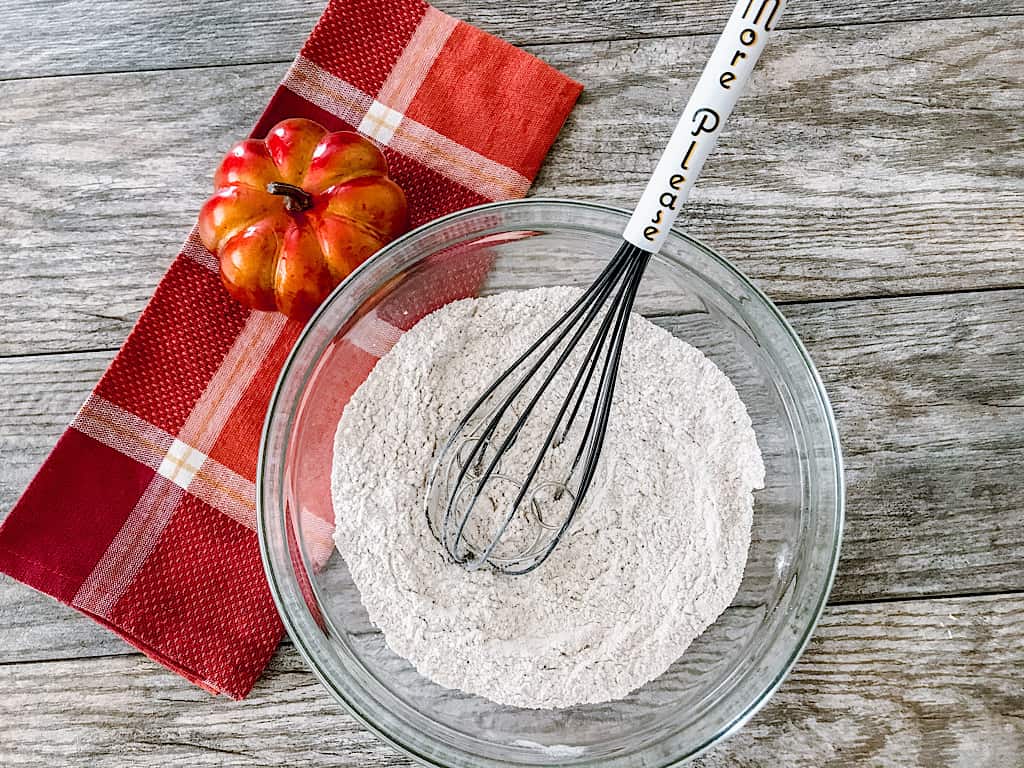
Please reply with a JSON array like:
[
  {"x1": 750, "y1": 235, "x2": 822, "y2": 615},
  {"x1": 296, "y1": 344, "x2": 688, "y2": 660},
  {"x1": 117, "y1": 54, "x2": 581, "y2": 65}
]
[{"x1": 2, "y1": 0, "x2": 1022, "y2": 764}]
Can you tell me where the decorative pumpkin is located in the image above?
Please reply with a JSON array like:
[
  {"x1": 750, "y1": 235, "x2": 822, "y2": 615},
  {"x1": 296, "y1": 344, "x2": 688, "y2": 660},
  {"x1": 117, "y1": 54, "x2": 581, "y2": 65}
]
[{"x1": 198, "y1": 118, "x2": 408, "y2": 321}]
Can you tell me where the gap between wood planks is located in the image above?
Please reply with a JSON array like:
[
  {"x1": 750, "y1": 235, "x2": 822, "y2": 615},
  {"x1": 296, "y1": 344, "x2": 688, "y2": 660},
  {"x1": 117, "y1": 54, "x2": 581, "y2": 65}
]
[
  {"x1": 1, "y1": 10, "x2": 1022, "y2": 85},
  {"x1": 0, "y1": 59, "x2": 273, "y2": 85},
  {"x1": 0, "y1": 588, "x2": 1020, "y2": 669},
  {"x1": 0, "y1": 284, "x2": 1019, "y2": 362}
]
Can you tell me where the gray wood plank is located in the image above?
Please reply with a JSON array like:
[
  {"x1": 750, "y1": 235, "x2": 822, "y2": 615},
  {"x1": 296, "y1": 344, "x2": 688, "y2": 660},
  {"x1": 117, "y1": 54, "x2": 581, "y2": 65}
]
[
  {"x1": 673, "y1": 287, "x2": 1024, "y2": 604},
  {"x1": 1, "y1": 16, "x2": 1021, "y2": 355},
  {"x1": 787, "y1": 291, "x2": 1024, "y2": 603},
  {"x1": 542, "y1": 19, "x2": 1024, "y2": 302},
  {"x1": 2, "y1": 289, "x2": 1021, "y2": 661},
  {"x1": 0, "y1": 65, "x2": 276, "y2": 356},
  {"x1": 694, "y1": 593, "x2": 1024, "y2": 768},
  {"x1": 2, "y1": 0, "x2": 1022, "y2": 80},
  {"x1": 0, "y1": 593, "x2": 1020, "y2": 766}
]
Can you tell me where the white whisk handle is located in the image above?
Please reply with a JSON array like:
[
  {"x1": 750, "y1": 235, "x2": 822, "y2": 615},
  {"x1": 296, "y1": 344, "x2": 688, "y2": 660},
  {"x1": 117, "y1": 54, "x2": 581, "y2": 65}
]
[{"x1": 623, "y1": 0, "x2": 785, "y2": 253}]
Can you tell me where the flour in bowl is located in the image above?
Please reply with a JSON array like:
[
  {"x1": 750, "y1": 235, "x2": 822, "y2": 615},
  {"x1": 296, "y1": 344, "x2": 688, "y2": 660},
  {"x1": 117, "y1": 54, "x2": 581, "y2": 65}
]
[{"x1": 331, "y1": 286, "x2": 764, "y2": 709}]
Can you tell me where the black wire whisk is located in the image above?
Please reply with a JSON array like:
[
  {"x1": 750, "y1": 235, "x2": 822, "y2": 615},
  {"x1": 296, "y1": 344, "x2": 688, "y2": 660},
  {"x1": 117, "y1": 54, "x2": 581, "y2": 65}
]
[
  {"x1": 426, "y1": 243, "x2": 649, "y2": 574},
  {"x1": 425, "y1": 0, "x2": 785, "y2": 574}
]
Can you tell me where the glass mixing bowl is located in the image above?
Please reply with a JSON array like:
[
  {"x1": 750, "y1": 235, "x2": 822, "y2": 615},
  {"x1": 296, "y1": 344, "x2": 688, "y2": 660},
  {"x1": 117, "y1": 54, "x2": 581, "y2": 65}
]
[{"x1": 257, "y1": 199, "x2": 844, "y2": 767}]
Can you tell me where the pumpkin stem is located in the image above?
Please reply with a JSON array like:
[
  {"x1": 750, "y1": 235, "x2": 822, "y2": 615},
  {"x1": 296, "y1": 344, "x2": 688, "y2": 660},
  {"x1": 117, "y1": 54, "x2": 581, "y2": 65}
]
[{"x1": 266, "y1": 181, "x2": 314, "y2": 212}]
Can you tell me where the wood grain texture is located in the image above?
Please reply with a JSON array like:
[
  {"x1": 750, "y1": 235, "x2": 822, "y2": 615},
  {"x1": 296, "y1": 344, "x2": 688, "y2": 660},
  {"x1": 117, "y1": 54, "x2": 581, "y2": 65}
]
[
  {"x1": 2, "y1": 289, "x2": 1021, "y2": 661},
  {"x1": 538, "y1": 18, "x2": 1024, "y2": 302},
  {"x1": 787, "y1": 290, "x2": 1024, "y2": 603},
  {"x1": 664, "y1": 287, "x2": 1024, "y2": 604},
  {"x1": 2, "y1": 0, "x2": 1023, "y2": 80},
  {"x1": 1, "y1": 593, "x2": 1020, "y2": 767},
  {"x1": 1, "y1": 17, "x2": 1021, "y2": 355},
  {"x1": 694, "y1": 593, "x2": 1024, "y2": 768},
  {"x1": 0, "y1": 64, "x2": 277, "y2": 356}
]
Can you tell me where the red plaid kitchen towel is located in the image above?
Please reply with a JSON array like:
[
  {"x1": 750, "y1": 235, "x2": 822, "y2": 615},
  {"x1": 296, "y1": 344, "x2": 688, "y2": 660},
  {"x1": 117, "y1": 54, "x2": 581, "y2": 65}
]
[{"x1": 0, "y1": 0, "x2": 581, "y2": 699}]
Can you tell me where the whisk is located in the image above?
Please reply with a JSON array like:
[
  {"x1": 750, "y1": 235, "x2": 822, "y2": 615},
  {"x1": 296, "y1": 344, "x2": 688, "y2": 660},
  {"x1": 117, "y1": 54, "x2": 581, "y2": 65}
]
[{"x1": 425, "y1": 0, "x2": 785, "y2": 575}]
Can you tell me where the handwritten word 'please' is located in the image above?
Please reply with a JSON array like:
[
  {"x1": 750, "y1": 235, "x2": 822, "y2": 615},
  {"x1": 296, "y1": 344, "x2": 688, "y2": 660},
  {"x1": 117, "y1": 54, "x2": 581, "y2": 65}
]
[{"x1": 642, "y1": 0, "x2": 781, "y2": 244}]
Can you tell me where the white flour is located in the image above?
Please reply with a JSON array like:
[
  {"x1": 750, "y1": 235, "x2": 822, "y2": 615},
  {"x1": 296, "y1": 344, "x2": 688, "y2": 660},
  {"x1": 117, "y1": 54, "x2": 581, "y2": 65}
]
[{"x1": 331, "y1": 286, "x2": 764, "y2": 709}]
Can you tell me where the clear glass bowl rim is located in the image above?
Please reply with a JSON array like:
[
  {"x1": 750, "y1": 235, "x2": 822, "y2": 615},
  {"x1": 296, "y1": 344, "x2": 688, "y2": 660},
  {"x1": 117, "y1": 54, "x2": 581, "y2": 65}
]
[{"x1": 257, "y1": 197, "x2": 845, "y2": 767}]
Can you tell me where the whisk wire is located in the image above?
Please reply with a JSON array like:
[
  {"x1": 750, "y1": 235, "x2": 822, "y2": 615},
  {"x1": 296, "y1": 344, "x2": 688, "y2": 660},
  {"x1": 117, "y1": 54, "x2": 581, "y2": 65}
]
[
  {"x1": 555, "y1": 253, "x2": 637, "y2": 449},
  {"x1": 513, "y1": 247, "x2": 651, "y2": 574},
  {"x1": 566, "y1": 247, "x2": 649, "y2": 478},
  {"x1": 444, "y1": 246, "x2": 630, "y2": 440},
  {"x1": 570, "y1": 247, "x2": 650, "y2": 496},
  {"x1": 440, "y1": 247, "x2": 633, "y2": 538},
  {"x1": 448, "y1": 250, "x2": 632, "y2": 565},
  {"x1": 430, "y1": 242, "x2": 650, "y2": 574},
  {"x1": 465, "y1": 246, "x2": 645, "y2": 568}
]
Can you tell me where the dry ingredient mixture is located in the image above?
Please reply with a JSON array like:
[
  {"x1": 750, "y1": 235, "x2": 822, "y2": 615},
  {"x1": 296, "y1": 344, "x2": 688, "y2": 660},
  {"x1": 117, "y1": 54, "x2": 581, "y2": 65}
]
[{"x1": 331, "y1": 286, "x2": 764, "y2": 709}]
